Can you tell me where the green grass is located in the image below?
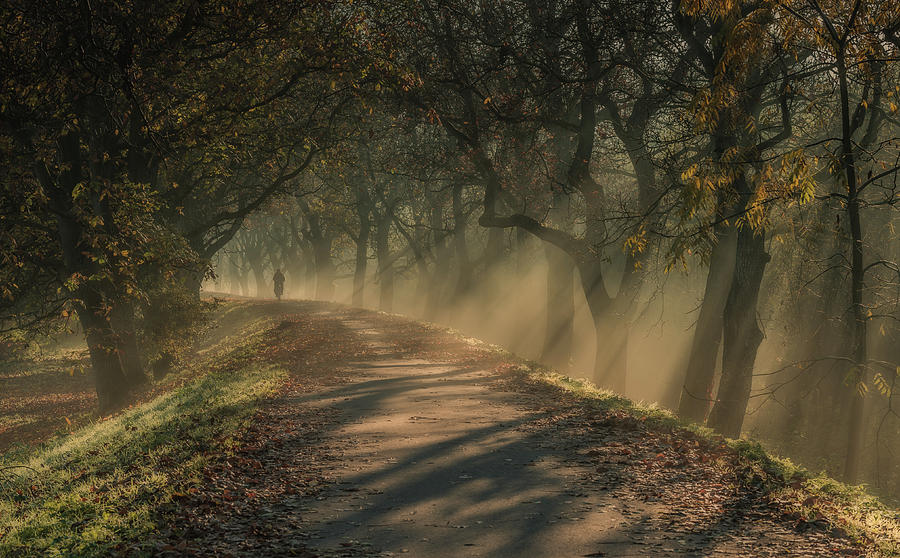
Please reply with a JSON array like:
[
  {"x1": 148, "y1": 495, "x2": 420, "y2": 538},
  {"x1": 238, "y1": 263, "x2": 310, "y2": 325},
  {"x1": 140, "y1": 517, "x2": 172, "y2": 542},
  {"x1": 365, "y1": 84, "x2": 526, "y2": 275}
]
[{"x1": 0, "y1": 313, "x2": 287, "y2": 557}]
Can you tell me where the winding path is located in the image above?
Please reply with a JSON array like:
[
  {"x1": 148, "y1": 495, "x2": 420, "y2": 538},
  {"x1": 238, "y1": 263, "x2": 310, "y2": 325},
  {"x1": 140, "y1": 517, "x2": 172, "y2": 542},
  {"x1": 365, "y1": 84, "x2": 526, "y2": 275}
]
[{"x1": 164, "y1": 302, "x2": 862, "y2": 557}]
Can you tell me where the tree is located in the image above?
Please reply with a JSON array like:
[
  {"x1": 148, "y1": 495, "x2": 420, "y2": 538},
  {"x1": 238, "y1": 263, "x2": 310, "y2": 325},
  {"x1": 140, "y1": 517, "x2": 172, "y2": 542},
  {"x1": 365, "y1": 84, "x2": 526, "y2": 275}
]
[
  {"x1": 0, "y1": 0, "x2": 370, "y2": 409},
  {"x1": 778, "y1": 0, "x2": 900, "y2": 481}
]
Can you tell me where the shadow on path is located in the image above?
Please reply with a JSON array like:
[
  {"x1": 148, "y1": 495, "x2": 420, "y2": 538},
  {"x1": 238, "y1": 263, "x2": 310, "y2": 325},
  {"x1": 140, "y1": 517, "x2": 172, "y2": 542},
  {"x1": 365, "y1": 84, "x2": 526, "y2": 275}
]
[{"x1": 163, "y1": 302, "x2": 863, "y2": 558}]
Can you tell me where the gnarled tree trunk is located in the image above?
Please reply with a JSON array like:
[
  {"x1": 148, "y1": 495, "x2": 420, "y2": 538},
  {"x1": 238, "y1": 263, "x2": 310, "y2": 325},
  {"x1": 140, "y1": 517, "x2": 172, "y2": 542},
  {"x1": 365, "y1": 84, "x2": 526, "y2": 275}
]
[
  {"x1": 707, "y1": 225, "x2": 769, "y2": 437},
  {"x1": 678, "y1": 224, "x2": 737, "y2": 423}
]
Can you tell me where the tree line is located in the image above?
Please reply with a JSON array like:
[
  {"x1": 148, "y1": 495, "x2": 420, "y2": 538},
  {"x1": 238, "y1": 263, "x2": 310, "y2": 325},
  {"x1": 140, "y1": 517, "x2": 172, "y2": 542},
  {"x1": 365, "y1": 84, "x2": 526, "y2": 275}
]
[{"x1": 1, "y1": 0, "x2": 898, "y2": 492}]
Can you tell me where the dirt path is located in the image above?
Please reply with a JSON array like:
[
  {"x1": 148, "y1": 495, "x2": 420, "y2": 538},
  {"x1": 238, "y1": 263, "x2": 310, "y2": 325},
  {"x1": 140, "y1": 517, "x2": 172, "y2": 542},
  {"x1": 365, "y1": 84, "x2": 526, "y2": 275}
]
[
  {"x1": 160, "y1": 304, "x2": 863, "y2": 557},
  {"x1": 296, "y1": 317, "x2": 632, "y2": 557}
]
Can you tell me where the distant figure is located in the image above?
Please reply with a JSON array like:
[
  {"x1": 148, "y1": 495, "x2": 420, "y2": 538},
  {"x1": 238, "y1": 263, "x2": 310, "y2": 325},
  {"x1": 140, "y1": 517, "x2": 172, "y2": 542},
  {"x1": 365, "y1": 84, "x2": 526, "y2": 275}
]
[{"x1": 273, "y1": 269, "x2": 285, "y2": 300}]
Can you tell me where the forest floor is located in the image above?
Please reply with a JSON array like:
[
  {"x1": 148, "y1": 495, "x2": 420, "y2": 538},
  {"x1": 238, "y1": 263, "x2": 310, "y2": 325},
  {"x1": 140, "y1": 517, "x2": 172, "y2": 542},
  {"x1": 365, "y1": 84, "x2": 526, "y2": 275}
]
[{"x1": 1, "y1": 299, "x2": 897, "y2": 557}]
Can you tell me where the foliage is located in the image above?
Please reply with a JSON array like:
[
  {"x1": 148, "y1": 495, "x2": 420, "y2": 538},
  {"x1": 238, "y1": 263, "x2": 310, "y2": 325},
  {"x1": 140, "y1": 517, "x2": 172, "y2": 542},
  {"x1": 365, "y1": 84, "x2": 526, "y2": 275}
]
[{"x1": 137, "y1": 285, "x2": 216, "y2": 373}]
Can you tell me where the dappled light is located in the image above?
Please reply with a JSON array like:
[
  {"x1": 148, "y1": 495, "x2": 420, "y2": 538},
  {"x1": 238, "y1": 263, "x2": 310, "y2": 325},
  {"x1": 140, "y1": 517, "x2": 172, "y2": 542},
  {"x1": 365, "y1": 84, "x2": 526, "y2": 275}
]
[{"x1": 1, "y1": 0, "x2": 899, "y2": 556}]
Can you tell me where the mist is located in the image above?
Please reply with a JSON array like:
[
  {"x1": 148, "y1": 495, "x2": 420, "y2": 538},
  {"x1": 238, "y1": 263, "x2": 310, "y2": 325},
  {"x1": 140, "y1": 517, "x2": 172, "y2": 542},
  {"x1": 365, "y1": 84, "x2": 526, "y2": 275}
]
[
  {"x1": 2, "y1": 1, "x2": 898, "y2": 552},
  {"x1": 206, "y1": 191, "x2": 900, "y2": 499}
]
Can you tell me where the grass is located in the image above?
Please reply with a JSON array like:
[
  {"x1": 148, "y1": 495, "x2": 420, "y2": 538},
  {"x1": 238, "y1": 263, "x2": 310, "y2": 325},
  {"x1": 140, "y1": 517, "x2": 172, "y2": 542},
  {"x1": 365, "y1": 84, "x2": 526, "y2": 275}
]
[
  {"x1": 0, "y1": 309, "x2": 287, "y2": 557},
  {"x1": 508, "y1": 361, "x2": 900, "y2": 557}
]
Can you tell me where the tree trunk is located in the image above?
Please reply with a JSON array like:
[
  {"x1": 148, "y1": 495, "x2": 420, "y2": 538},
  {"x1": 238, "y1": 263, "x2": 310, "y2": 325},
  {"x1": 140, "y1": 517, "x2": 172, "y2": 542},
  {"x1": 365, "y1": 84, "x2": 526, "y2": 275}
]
[
  {"x1": 286, "y1": 216, "x2": 309, "y2": 300},
  {"x1": 412, "y1": 211, "x2": 430, "y2": 308},
  {"x1": 251, "y1": 264, "x2": 267, "y2": 298},
  {"x1": 842, "y1": 191, "x2": 869, "y2": 484},
  {"x1": 707, "y1": 225, "x2": 769, "y2": 438},
  {"x1": 452, "y1": 182, "x2": 473, "y2": 299},
  {"x1": 515, "y1": 227, "x2": 529, "y2": 275},
  {"x1": 413, "y1": 255, "x2": 430, "y2": 312},
  {"x1": 313, "y1": 236, "x2": 335, "y2": 301},
  {"x1": 76, "y1": 289, "x2": 131, "y2": 412},
  {"x1": 109, "y1": 300, "x2": 147, "y2": 386},
  {"x1": 49, "y1": 171, "x2": 130, "y2": 410},
  {"x1": 299, "y1": 243, "x2": 316, "y2": 299},
  {"x1": 183, "y1": 269, "x2": 205, "y2": 300},
  {"x1": 375, "y1": 216, "x2": 394, "y2": 312},
  {"x1": 237, "y1": 267, "x2": 250, "y2": 297},
  {"x1": 226, "y1": 260, "x2": 239, "y2": 294},
  {"x1": 577, "y1": 259, "x2": 626, "y2": 392},
  {"x1": 424, "y1": 192, "x2": 448, "y2": 319},
  {"x1": 353, "y1": 213, "x2": 370, "y2": 307},
  {"x1": 678, "y1": 224, "x2": 737, "y2": 423},
  {"x1": 478, "y1": 227, "x2": 505, "y2": 307},
  {"x1": 836, "y1": 48, "x2": 869, "y2": 485},
  {"x1": 285, "y1": 258, "x2": 304, "y2": 300},
  {"x1": 541, "y1": 244, "x2": 575, "y2": 369}
]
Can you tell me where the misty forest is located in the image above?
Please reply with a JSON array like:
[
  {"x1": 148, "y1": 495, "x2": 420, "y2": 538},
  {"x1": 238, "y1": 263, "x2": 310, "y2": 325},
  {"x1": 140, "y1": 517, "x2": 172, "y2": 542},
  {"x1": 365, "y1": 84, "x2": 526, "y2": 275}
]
[{"x1": 1, "y1": 0, "x2": 900, "y2": 556}]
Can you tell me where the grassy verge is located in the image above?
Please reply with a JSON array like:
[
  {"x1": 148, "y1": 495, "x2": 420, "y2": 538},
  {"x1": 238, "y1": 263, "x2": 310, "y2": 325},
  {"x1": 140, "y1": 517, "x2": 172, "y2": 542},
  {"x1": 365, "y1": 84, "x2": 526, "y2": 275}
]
[
  {"x1": 0, "y1": 312, "x2": 287, "y2": 558},
  {"x1": 512, "y1": 363, "x2": 900, "y2": 557}
]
